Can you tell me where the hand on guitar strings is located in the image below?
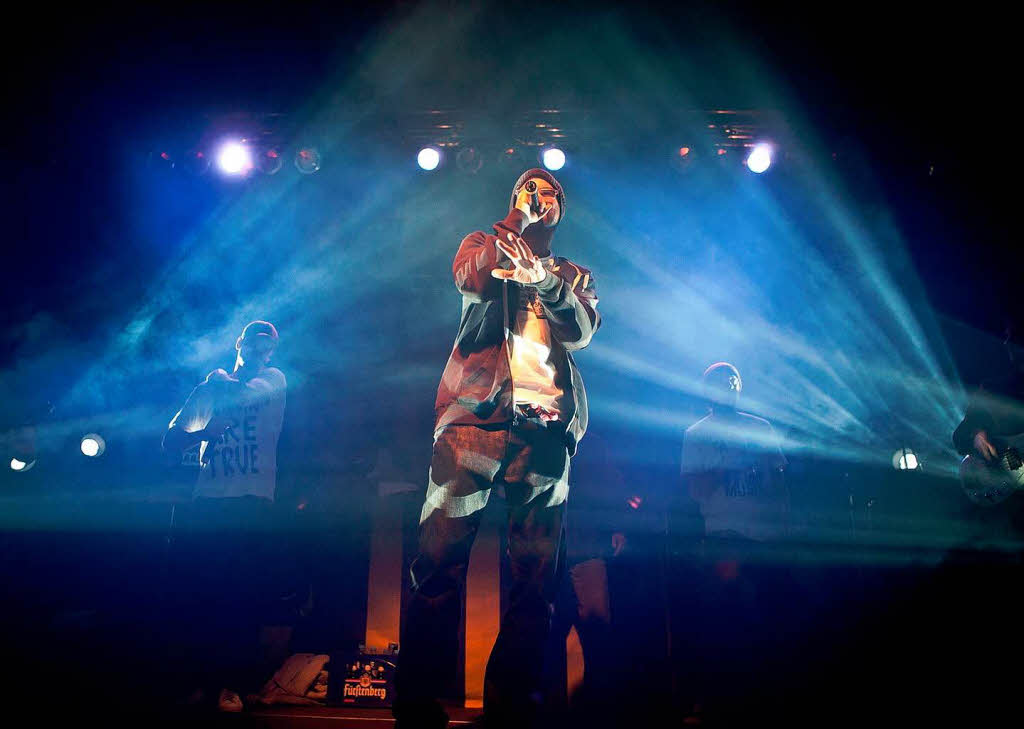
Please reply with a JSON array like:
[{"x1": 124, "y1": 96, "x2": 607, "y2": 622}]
[{"x1": 974, "y1": 430, "x2": 998, "y2": 462}]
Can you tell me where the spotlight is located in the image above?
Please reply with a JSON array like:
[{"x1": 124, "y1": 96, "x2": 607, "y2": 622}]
[
  {"x1": 671, "y1": 145, "x2": 694, "y2": 173},
  {"x1": 746, "y1": 143, "x2": 773, "y2": 174},
  {"x1": 183, "y1": 149, "x2": 210, "y2": 175},
  {"x1": 294, "y1": 147, "x2": 321, "y2": 175},
  {"x1": 498, "y1": 147, "x2": 524, "y2": 169},
  {"x1": 81, "y1": 434, "x2": 106, "y2": 458},
  {"x1": 417, "y1": 147, "x2": 441, "y2": 171},
  {"x1": 456, "y1": 146, "x2": 483, "y2": 174},
  {"x1": 541, "y1": 147, "x2": 565, "y2": 171},
  {"x1": 151, "y1": 150, "x2": 175, "y2": 171},
  {"x1": 216, "y1": 141, "x2": 253, "y2": 176},
  {"x1": 257, "y1": 148, "x2": 283, "y2": 175},
  {"x1": 10, "y1": 457, "x2": 36, "y2": 472},
  {"x1": 892, "y1": 447, "x2": 919, "y2": 471}
]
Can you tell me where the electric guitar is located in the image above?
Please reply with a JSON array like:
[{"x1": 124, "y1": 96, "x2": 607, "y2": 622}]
[{"x1": 959, "y1": 433, "x2": 1024, "y2": 506}]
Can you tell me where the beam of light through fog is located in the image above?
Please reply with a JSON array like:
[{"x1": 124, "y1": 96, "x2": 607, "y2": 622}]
[
  {"x1": 2, "y1": 3, "x2": 970, "y2": 503},
  {"x1": 566, "y1": 146, "x2": 964, "y2": 474}
]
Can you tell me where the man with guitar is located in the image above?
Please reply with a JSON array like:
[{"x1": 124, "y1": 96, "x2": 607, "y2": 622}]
[{"x1": 953, "y1": 318, "x2": 1024, "y2": 513}]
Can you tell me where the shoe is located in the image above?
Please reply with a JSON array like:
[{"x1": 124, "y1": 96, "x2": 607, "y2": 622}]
[{"x1": 217, "y1": 688, "x2": 244, "y2": 712}]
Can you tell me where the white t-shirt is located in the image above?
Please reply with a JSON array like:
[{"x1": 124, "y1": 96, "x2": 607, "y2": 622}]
[
  {"x1": 681, "y1": 411, "x2": 788, "y2": 541},
  {"x1": 510, "y1": 284, "x2": 563, "y2": 415},
  {"x1": 169, "y1": 367, "x2": 287, "y2": 501}
]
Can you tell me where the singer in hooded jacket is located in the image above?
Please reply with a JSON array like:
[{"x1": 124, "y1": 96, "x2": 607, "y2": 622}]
[{"x1": 394, "y1": 169, "x2": 600, "y2": 729}]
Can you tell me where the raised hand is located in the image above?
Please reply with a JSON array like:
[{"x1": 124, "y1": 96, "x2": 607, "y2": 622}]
[{"x1": 491, "y1": 232, "x2": 547, "y2": 285}]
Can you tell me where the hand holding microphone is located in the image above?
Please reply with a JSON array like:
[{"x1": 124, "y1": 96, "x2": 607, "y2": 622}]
[
  {"x1": 200, "y1": 415, "x2": 233, "y2": 465},
  {"x1": 514, "y1": 180, "x2": 555, "y2": 225}
]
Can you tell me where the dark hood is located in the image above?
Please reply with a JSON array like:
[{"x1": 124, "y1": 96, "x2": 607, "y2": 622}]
[{"x1": 508, "y1": 168, "x2": 566, "y2": 257}]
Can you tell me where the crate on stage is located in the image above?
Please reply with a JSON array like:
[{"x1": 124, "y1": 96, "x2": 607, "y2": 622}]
[{"x1": 328, "y1": 644, "x2": 399, "y2": 707}]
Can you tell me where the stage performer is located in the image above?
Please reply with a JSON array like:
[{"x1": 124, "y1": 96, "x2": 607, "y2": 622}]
[
  {"x1": 162, "y1": 320, "x2": 288, "y2": 712},
  {"x1": 394, "y1": 169, "x2": 600, "y2": 729},
  {"x1": 675, "y1": 361, "x2": 791, "y2": 724},
  {"x1": 953, "y1": 315, "x2": 1024, "y2": 538}
]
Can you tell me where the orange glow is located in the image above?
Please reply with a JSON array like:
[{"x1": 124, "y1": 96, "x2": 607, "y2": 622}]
[{"x1": 678, "y1": 147, "x2": 690, "y2": 157}]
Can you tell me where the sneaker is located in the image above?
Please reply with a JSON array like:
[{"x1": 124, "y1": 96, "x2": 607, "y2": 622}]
[{"x1": 217, "y1": 688, "x2": 244, "y2": 712}]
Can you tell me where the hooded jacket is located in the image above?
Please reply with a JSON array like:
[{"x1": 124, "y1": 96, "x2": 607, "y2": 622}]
[{"x1": 434, "y1": 204, "x2": 600, "y2": 456}]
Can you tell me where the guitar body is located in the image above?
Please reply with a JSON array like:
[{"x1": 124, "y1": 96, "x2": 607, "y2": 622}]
[{"x1": 959, "y1": 433, "x2": 1024, "y2": 506}]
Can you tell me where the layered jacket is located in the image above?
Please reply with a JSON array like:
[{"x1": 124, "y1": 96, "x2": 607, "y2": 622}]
[{"x1": 434, "y1": 209, "x2": 600, "y2": 455}]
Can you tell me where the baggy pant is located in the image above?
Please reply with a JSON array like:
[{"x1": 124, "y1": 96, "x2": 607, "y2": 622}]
[
  {"x1": 166, "y1": 495, "x2": 295, "y2": 696},
  {"x1": 395, "y1": 420, "x2": 570, "y2": 726},
  {"x1": 544, "y1": 557, "x2": 616, "y2": 717}
]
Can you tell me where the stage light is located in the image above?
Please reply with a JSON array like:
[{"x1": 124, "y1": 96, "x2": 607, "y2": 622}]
[
  {"x1": 746, "y1": 143, "x2": 773, "y2": 174},
  {"x1": 671, "y1": 145, "x2": 694, "y2": 173},
  {"x1": 497, "y1": 146, "x2": 525, "y2": 170},
  {"x1": 257, "y1": 148, "x2": 283, "y2": 175},
  {"x1": 541, "y1": 147, "x2": 565, "y2": 171},
  {"x1": 417, "y1": 147, "x2": 441, "y2": 171},
  {"x1": 294, "y1": 147, "x2": 321, "y2": 175},
  {"x1": 216, "y1": 142, "x2": 252, "y2": 176},
  {"x1": 183, "y1": 150, "x2": 210, "y2": 175},
  {"x1": 11, "y1": 458, "x2": 26, "y2": 471},
  {"x1": 151, "y1": 150, "x2": 175, "y2": 171},
  {"x1": 456, "y1": 146, "x2": 483, "y2": 174},
  {"x1": 81, "y1": 434, "x2": 106, "y2": 458},
  {"x1": 892, "y1": 447, "x2": 919, "y2": 471}
]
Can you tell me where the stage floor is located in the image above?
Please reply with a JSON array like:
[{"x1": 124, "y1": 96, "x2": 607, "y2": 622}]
[{"x1": 219, "y1": 705, "x2": 481, "y2": 728}]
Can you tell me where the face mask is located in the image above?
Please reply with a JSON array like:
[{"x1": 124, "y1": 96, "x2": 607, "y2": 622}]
[{"x1": 520, "y1": 220, "x2": 555, "y2": 257}]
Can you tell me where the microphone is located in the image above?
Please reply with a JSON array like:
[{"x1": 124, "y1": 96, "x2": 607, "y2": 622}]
[{"x1": 523, "y1": 180, "x2": 541, "y2": 215}]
